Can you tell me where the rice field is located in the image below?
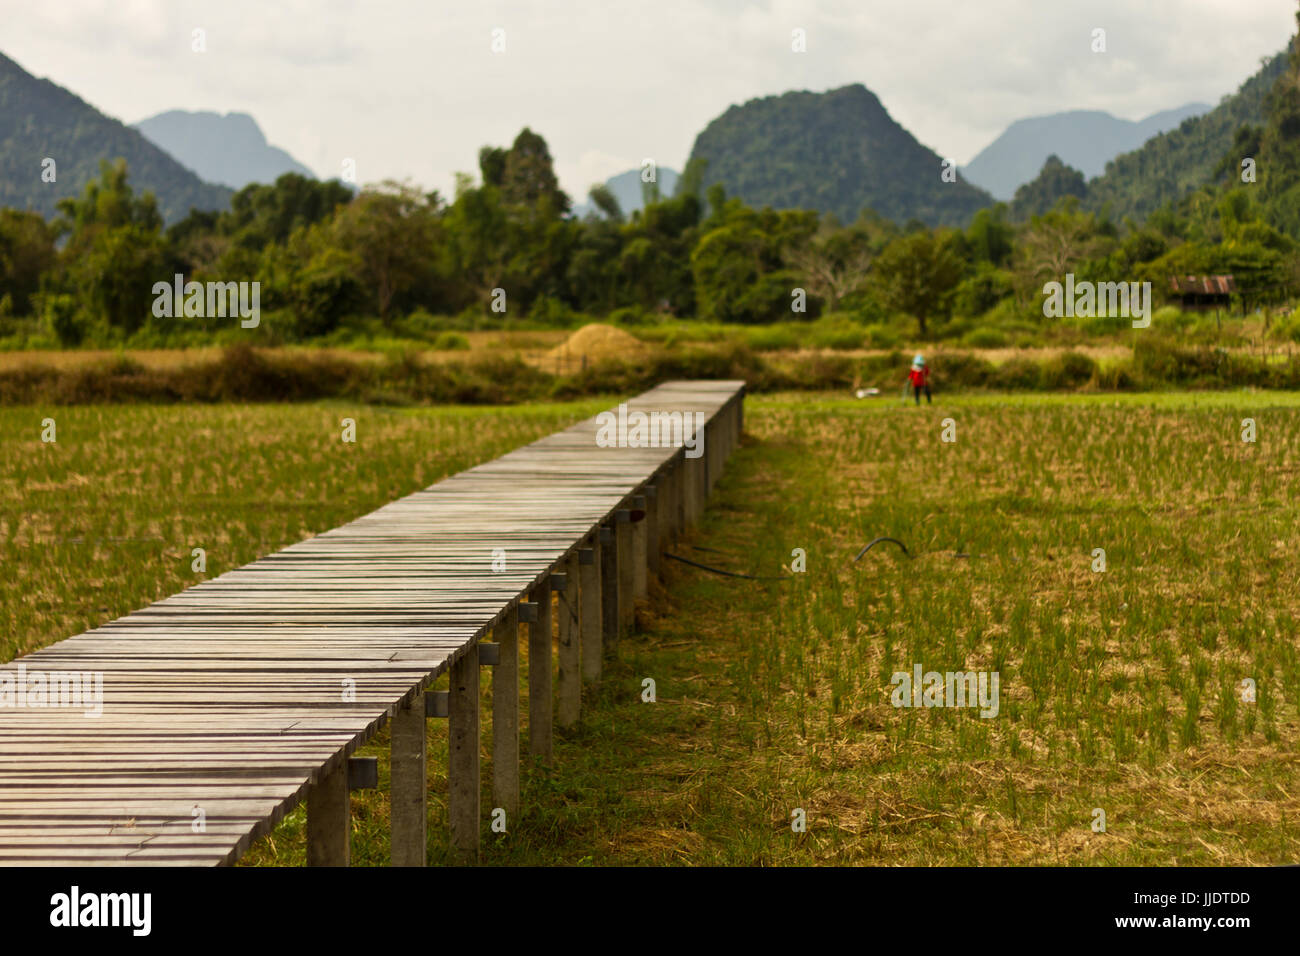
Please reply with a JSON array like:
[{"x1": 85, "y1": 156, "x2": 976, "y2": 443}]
[
  {"x1": 573, "y1": 389, "x2": 1300, "y2": 865},
  {"x1": 3, "y1": 390, "x2": 1299, "y2": 865}
]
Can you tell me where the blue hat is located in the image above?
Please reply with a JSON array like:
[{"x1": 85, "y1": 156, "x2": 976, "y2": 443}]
[{"x1": 912, "y1": 354, "x2": 925, "y2": 367}]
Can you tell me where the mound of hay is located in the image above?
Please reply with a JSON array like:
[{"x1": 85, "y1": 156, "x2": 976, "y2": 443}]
[{"x1": 546, "y1": 323, "x2": 646, "y2": 364}]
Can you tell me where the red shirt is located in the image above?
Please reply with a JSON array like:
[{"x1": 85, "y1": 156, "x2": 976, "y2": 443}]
[{"x1": 908, "y1": 366, "x2": 930, "y2": 386}]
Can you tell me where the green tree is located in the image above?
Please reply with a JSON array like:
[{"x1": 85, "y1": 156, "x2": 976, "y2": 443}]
[
  {"x1": 501, "y1": 128, "x2": 570, "y2": 215},
  {"x1": 331, "y1": 182, "x2": 443, "y2": 320},
  {"x1": 1010, "y1": 155, "x2": 1089, "y2": 221},
  {"x1": 587, "y1": 184, "x2": 624, "y2": 223},
  {"x1": 77, "y1": 224, "x2": 171, "y2": 334},
  {"x1": 1259, "y1": 11, "x2": 1300, "y2": 235},
  {"x1": 0, "y1": 210, "x2": 57, "y2": 315},
  {"x1": 261, "y1": 228, "x2": 364, "y2": 339},
  {"x1": 1014, "y1": 198, "x2": 1110, "y2": 302},
  {"x1": 221, "y1": 173, "x2": 353, "y2": 249},
  {"x1": 446, "y1": 177, "x2": 510, "y2": 313},
  {"x1": 620, "y1": 192, "x2": 703, "y2": 313},
  {"x1": 966, "y1": 203, "x2": 1015, "y2": 266},
  {"x1": 785, "y1": 225, "x2": 874, "y2": 312},
  {"x1": 873, "y1": 229, "x2": 964, "y2": 336},
  {"x1": 479, "y1": 147, "x2": 508, "y2": 188},
  {"x1": 54, "y1": 158, "x2": 162, "y2": 238},
  {"x1": 54, "y1": 160, "x2": 172, "y2": 334},
  {"x1": 691, "y1": 201, "x2": 814, "y2": 323}
]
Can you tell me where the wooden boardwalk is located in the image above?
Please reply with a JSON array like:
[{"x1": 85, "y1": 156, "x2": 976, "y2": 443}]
[{"x1": 0, "y1": 381, "x2": 744, "y2": 865}]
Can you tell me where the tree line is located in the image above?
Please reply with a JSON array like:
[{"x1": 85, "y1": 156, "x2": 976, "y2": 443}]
[{"x1": 4, "y1": 23, "x2": 1300, "y2": 350}]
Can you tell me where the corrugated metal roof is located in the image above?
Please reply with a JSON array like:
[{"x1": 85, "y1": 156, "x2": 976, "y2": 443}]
[{"x1": 1168, "y1": 275, "x2": 1235, "y2": 294}]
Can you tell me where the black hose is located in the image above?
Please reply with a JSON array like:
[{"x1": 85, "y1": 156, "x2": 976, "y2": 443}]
[
  {"x1": 852, "y1": 536, "x2": 911, "y2": 562},
  {"x1": 663, "y1": 551, "x2": 790, "y2": 581},
  {"x1": 666, "y1": 534, "x2": 978, "y2": 581}
]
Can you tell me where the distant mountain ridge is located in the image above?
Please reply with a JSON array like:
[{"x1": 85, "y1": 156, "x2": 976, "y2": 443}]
[
  {"x1": 573, "y1": 166, "x2": 680, "y2": 218},
  {"x1": 685, "y1": 83, "x2": 993, "y2": 228},
  {"x1": 133, "y1": 110, "x2": 315, "y2": 189},
  {"x1": 0, "y1": 51, "x2": 231, "y2": 222},
  {"x1": 963, "y1": 104, "x2": 1210, "y2": 200}
]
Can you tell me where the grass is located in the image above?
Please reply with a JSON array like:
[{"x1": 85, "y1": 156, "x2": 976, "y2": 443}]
[
  {"x1": 7, "y1": 332, "x2": 1300, "y2": 407},
  {"x1": 0, "y1": 331, "x2": 574, "y2": 372},
  {"x1": 4, "y1": 391, "x2": 1300, "y2": 865}
]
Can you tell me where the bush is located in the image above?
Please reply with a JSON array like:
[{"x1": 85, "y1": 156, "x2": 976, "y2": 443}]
[
  {"x1": 1132, "y1": 339, "x2": 1222, "y2": 385},
  {"x1": 807, "y1": 315, "x2": 866, "y2": 350},
  {"x1": 866, "y1": 325, "x2": 901, "y2": 349},
  {"x1": 432, "y1": 331, "x2": 471, "y2": 351},
  {"x1": 1068, "y1": 312, "x2": 1132, "y2": 337},
  {"x1": 933, "y1": 315, "x2": 973, "y2": 340},
  {"x1": 607, "y1": 305, "x2": 655, "y2": 327},
  {"x1": 1039, "y1": 351, "x2": 1098, "y2": 389},
  {"x1": 1092, "y1": 361, "x2": 1140, "y2": 390},
  {"x1": 780, "y1": 352, "x2": 856, "y2": 389},
  {"x1": 397, "y1": 307, "x2": 458, "y2": 339},
  {"x1": 41, "y1": 293, "x2": 87, "y2": 347},
  {"x1": 990, "y1": 358, "x2": 1042, "y2": 390},
  {"x1": 1268, "y1": 310, "x2": 1300, "y2": 343},
  {"x1": 745, "y1": 269, "x2": 810, "y2": 323},
  {"x1": 743, "y1": 325, "x2": 801, "y2": 351},
  {"x1": 963, "y1": 327, "x2": 1008, "y2": 349},
  {"x1": 528, "y1": 294, "x2": 573, "y2": 326},
  {"x1": 934, "y1": 352, "x2": 994, "y2": 388},
  {"x1": 1152, "y1": 305, "x2": 1184, "y2": 327},
  {"x1": 953, "y1": 264, "x2": 1014, "y2": 318}
]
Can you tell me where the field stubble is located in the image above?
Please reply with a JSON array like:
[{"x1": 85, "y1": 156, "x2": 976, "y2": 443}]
[{"x1": 3, "y1": 392, "x2": 1299, "y2": 864}]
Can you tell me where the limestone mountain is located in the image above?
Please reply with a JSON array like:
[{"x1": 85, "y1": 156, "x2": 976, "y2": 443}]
[
  {"x1": 684, "y1": 83, "x2": 992, "y2": 228},
  {"x1": 963, "y1": 103, "x2": 1210, "y2": 201},
  {"x1": 134, "y1": 110, "x2": 315, "y2": 190},
  {"x1": 0, "y1": 50, "x2": 231, "y2": 223}
]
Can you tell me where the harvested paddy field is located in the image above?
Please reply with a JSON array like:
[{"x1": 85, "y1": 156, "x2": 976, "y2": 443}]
[{"x1": 4, "y1": 391, "x2": 1299, "y2": 864}]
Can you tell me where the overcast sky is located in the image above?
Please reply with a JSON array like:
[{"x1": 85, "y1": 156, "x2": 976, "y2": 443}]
[{"x1": 2, "y1": 0, "x2": 1295, "y2": 199}]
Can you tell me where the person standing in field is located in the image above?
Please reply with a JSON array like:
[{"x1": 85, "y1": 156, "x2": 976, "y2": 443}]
[{"x1": 907, "y1": 354, "x2": 931, "y2": 405}]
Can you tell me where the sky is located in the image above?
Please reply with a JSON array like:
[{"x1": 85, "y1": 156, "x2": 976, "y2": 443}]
[{"x1": 1, "y1": 0, "x2": 1296, "y2": 199}]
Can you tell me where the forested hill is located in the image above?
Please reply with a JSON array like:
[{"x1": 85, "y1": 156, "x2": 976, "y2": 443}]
[
  {"x1": 0, "y1": 51, "x2": 231, "y2": 222},
  {"x1": 1008, "y1": 154, "x2": 1089, "y2": 221},
  {"x1": 1084, "y1": 49, "x2": 1289, "y2": 222},
  {"x1": 963, "y1": 104, "x2": 1209, "y2": 200},
  {"x1": 685, "y1": 83, "x2": 993, "y2": 228}
]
